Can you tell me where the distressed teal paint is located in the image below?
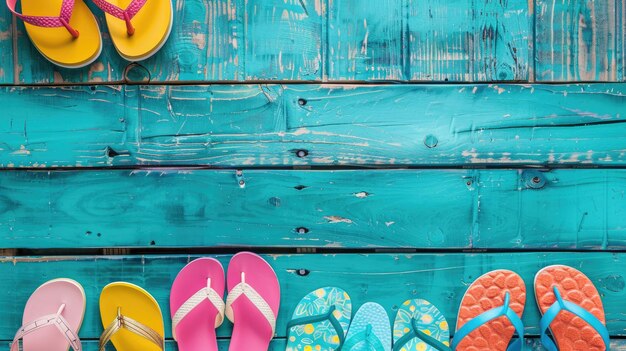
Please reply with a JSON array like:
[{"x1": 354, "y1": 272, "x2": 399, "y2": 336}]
[
  {"x1": 327, "y1": 0, "x2": 404, "y2": 80},
  {"x1": 1, "y1": 253, "x2": 626, "y2": 340},
  {"x1": 244, "y1": 0, "x2": 323, "y2": 80},
  {"x1": 0, "y1": 4, "x2": 13, "y2": 84},
  {"x1": 535, "y1": 0, "x2": 621, "y2": 81},
  {"x1": 1, "y1": 84, "x2": 625, "y2": 167},
  {"x1": 1, "y1": 169, "x2": 625, "y2": 249},
  {"x1": 406, "y1": 0, "x2": 529, "y2": 81}
]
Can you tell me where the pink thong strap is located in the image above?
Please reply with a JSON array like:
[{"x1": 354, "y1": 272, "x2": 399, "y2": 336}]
[
  {"x1": 91, "y1": 0, "x2": 146, "y2": 35},
  {"x1": 11, "y1": 304, "x2": 82, "y2": 351},
  {"x1": 6, "y1": 0, "x2": 79, "y2": 37}
]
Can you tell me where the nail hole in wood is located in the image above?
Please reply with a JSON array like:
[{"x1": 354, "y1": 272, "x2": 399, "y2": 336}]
[
  {"x1": 296, "y1": 227, "x2": 309, "y2": 234},
  {"x1": 297, "y1": 269, "x2": 310, "y2": 276},
  {"x1": 298, "y1": 98, "x2": 307, "y2": 106},
  {"x1": 295, "y1": 149, "x2": 309, "y2": 158},
  {"x1": 97, "y1": 233, "x2": 102, "y2": 237},
  {"x1": 85, "y1": 231, "x2": 92, "y2": 236},
  {"x1": 90, "y1": 86, "x2": 96, "y2": 91},
  {"x1": 150, "y1": 240, "x2": 156, "y2": 246},
  {"x1": 106, "y1": 147, "x2": 120, "y2": 158},
  {"x1": 294, "y1": 185, "x2": 308, "y2": 190}
]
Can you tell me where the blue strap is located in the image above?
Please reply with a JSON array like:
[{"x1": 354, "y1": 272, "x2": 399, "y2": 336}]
[
  {"x1": 286, "y1": 305, "x2": 345, "y2": 349},
  {"x1": 539, "y1": 286, "x2": 610, "y2": 351},
  {"x1": 343, "y1": 325, "x2": 387, "y2": 351},
  {"x1": 451, "y1": 292, "x2": 524, "y2": 351},
  {"x1": 392, "y1": 318, "x2": 451, "y2": 351}
]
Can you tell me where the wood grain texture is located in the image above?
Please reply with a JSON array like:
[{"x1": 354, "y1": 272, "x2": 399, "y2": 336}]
[
  {"x1": 2, "y1": 84, "x2": 626, "y2": 168},
  {"x1": 244, "y1": 0, "x2": 323, "y2": 80},
  {"x1": 406, "y1": 0, "x2": 529, "y2": 81},
  {"x1": 1, "y1": 253, "x2": 626, "y2": 340},
  {"x1": 327, "y1": 0, "x2": 404, "y2": 80},
  {"x1": 0, "y1": 4, "x2": 13, "y2": 84},
  {"x1": 535, "y1": 0, "x2": 621, "y2": 82},
  {"x1": 3, "y1": 338, "x2": 626, "y2": 351},
  {"x1": 1, "y1": 169, "x2": 625, "y2": 249}
]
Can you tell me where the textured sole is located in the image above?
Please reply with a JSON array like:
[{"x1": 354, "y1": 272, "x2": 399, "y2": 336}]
[
  {"x1": 534, "y1": 265, "x2": 607, "y2": 351},
  {"x1": 455, "y1": 270, "x2": 526, "y2": 351}
]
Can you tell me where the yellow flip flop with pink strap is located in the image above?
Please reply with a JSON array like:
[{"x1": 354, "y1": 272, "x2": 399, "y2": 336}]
[
  {"x1": 92, "y1": 0, "x2": 173, "y2": 61},
  {"x1": 6, "y1": 0, "x2": 102, "y2": 68}
]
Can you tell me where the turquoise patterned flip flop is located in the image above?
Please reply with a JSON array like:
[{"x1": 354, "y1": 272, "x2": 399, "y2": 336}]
[
  {"x1": 343, "y1": 302, "x2": 391, "y2": 351},
  {"x1": 392, "y1": 299, "x2": 451, "y2": 351},
  {"x1": 286, "y1": 287, "x2": 352, "y2": 351}
]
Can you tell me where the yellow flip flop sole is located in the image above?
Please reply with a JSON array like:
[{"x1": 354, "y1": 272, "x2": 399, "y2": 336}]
[
  {"x1": 99, "y1": 282, "x2": 165, "y2": 351},
  {"x1": 100, "y1": 0, "x2": 173, "y2": 61},
  {"x1": 18, "y1": 0, "x2": 102, "y2": 68}
]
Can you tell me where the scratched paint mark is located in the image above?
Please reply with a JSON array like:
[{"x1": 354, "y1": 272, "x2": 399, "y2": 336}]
[{"x1": 324, "y1": 216, "x2": 353, "y2": 224}]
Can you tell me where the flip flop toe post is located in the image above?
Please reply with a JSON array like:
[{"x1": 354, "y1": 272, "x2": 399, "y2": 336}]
[{"x1": 393, "y1": 299, "x2": 450, "y2": 351}]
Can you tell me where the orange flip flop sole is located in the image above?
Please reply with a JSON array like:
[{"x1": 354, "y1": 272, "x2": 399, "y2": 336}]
[
  {"x1": 534, "y1": 265, "x2": 607, "y2": 351},
  {"x1": 455, "y1": 270, "x2": 526, "y2": 351}
]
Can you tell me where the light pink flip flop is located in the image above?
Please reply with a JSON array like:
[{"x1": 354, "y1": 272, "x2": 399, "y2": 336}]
[
  {"x1": 170, "y1": 258, "x2": 226, "y2": 351},
  {"x1": 225, "y1": 252, "x2": 280, "y2": 351},
  {"x1": 11, "y1": 278, "x2": 85, "y2": 351}
]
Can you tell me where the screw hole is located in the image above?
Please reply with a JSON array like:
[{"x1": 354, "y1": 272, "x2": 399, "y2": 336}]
[
  {"x1": 295, "y1": 149, "x2": 309, "y2": 158},
  {"x1": 296, "y1": 269, "x2": 310, "y2": 276},
  {"x1": 298, "y1": 98, "x2": 307, "y2": 106},
  {"x1": 532, "y1": 176, "x2": 541, "y2": 184},
  {"x1": 466, "y1": 181, "x2": 472, "y2": 186},
  {"x1": 296, "y1": 227, "x2": 309, "y2": 234},
  {"x1": 97, "y1": 233, "x2": 102, "y2": 237}
]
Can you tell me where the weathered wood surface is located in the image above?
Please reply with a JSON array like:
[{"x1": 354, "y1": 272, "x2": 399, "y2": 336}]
[
  {"x1": 0, "y1": 0, "x2": 530, "y2": 83},
  {"x1": 405, "y1": 0, "x2": 529, "y2": 81},
  {"x1": 1, "y1": 169, "x2": 625, "y2": 249},
  {"x1": 1, "y1": 253, "x2": 626, "y2": 340},
  {"x1": 4, "y1": 338, "x2": 626, "y2": 351},
  {"x1": 2, "y1": 84, "x2": 626, "y2": 168},
  {"x1": 0, "y1": 5, "x2": 12, "y2": 85},
  {"x1": 535, "y1": 0, "x2": 622, "y2": 82}
]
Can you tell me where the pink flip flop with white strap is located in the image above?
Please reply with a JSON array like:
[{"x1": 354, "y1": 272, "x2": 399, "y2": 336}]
[
  {"x1": 170, "y1": 258, "x2": 226, "y2": 351},
  {"x1": 11, "y1": 278, "x2": 85, "y2": 351},
  {"x1": 225, "y1": 252, "x2": 281, "y2": 351}
]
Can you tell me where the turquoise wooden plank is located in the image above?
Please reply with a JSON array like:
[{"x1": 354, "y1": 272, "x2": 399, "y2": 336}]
[
  {"x1": 244, "y1": 0, "x2": 323, "y2": 80},
  {"x1": 327, "y1": 0, "x2": 404, "y2": 80},
  {"x1": 0, "y1": 4, "x2": 12, "y2": 84},
  {"x1": 535, "y1": 0, "x2": 621, "y2": 82},
  {"x1": 406, "y1": 0, "x2": 529, "y2": 81},
  {"x1": 1, "y1": 169, "x2": 626, "y2": 249},
  {"x1": 4, "y1": 338, "x2": 626, "y2": 351},
  {"x1": 1, "y1": 253, "x2": 626, "y2": 339},
  {"x1": 2, "y1": 84, "x2": 626, "y2": 167}
]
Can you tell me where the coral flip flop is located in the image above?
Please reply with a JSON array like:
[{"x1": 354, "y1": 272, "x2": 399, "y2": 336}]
[
  {"x1": 6, "y1": 0, "x2": 102, "y2": 68},
  {"x1": 535, "y1": 265, "x2": 610, "y2": 351},
  {"x1": 225, "y1": 252, "x2": 280, "y2": 351},
  {"x1": 11, "y1": 279, "x2": 85, "y2": 351},
  {"x1": 286, "y1": 287, "x2": 352, "y2": 351},
  {"x1": 343, "y1": 302, "x2": 391, "y2": 351},
  {"x1": 452, "y1": 270, "x2": 526, "y2": 351},
  {"x1": 393, "y1": 299, "x2": 451, "y2": 351},
  {"x1": 99, "y1": 282, "x2": 165, "y2": 351},
  {"x1": 170, "y1": 258, "x2": 226, "y2": 351},
  {"x1": 92, "y1": 0, "x2": 173, "y2": 61}
]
